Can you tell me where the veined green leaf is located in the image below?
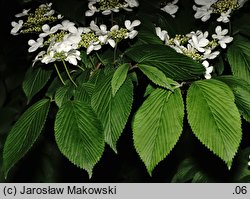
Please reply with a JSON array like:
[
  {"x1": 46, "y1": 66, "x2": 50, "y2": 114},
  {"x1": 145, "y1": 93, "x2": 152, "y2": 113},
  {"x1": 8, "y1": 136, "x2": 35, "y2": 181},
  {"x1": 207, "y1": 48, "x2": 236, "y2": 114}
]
[
  {"x1": 133, "y1": 88, "x2": 184, "y2": 175},
  {"x1": 217, "y1": 76, "x2": 250, "y2": 122},
  {"x1": 54, "y1": 85, "x2": 74, "y2": 107},
  {"x1": 23, "y1": 67, "x2": 52, "y2": 102},
  {"x1": 227, "y1": 40, "x2": 250, "y2": 83},
  {"x1": 54, "y1": 101, "x2": 104, "y2": 177},
  {"x1": 91, "y1": 72, "x2": 133, "y2": 152},
  {"x1": 138, "y1": 64, "x2": 178, "y2": 90},
  {"x1": 3, "y1": 99, "x2": 50, "y2": 177},
  {"x1": 74, "y1": 83, "x2": 94, "y2": 103},
  {"x1": 125, "y1": 44, "x2": 204, "y2": 80},
  {"x1": 187, "y1": 79, "x2": 242, "y2": 168},
  {"x1": 111, "y1": 63, "x2": 130, "y2": 96}
]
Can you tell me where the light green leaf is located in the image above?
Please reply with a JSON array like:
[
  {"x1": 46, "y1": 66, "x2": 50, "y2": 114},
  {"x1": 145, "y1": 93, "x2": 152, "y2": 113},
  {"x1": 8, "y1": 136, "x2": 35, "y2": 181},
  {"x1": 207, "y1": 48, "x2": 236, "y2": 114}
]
[
  {"x1": 227, "y1": 40, "x2": 250, "y2": 83},
  {"x1": 216, "y1": 76, "x2": 250, "y2": 122},
  {"x1": 23, "y1": 68, "x2": 52, "y2": 102},
  {"x1": 54, "y1": 85, "x2": 73, "y2": 107},
  {"x1": 144, "y1": 84, "x2": 156, "y2": 97},
  {"x1": 111, "y1": 63, "x2": 129, "y2": 96},
  {"x1": 138, "y1": 64, "x2": 178, "y2": 90},
  {"x1": 91, "y1": 72, "x2": 133, "y2": 152},
  {"x1": 3, "y1": 99, "x2": 50, "y2": 177},
  {"x1": 186, "y1": 79, "x2": 242, "y2": 168},
  {"x1": 54, "y1": 101, "x2": 104, "y2": 177},
  {"x1": 126, "y1": 44, "x2": 204, "y2": 80},
  {"x1": 133, "y1": 88, "x2": 184, "y2": 175}
]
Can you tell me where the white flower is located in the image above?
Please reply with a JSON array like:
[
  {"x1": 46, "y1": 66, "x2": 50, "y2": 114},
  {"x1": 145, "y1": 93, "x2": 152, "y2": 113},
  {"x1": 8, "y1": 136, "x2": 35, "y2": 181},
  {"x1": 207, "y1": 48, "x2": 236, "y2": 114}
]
[
  {"x1": 212, "y1": 26, "x2": 233, "y2": 48},
  {"x1": 238, "y1": 0, "x2": 248, "y2": 7},
  {"x1": 15, "y1": 9, "x2": 30, "y2": 18},
  {"x1": 193, "y1": 5, "x2": 213, "y2": 22},
  {"x1": 10, "y1": 20, "x2": 23, "y2": 35},
  {"x1": 189, "y1": 31, "x2": 209, "y2": 52},
  {"x1": 194, "y1": 0, "x2": 217, "y2": 6},
  {"x1": 58, "y1": 20, "x2": 76, "y2": 32},
  {"x1": 126, "y1": 30, "x2": 138, "y2": 39},
  {"x1": 202, "y1": 60, "x2": 213, "y2": 79},
  {"x1": 41, "y1": 51, "x2": 57, "y2": 64},
  {"x1": 85, "y1": 2, "x2": 99, "y2": 16},
  {"x1": 65, "y1": 50, "x2": 81, "y2": 65},
  {"x1": 202, "y1": 49, "x2": 220, "y2": 59},
  {"x1": 28, "y1": 38, "x2": 44, "y2": 52},
  {"x1": 161, "y1": 0, "x2": 179, "y2": 18},
  {"x1": 217, "y1": 9, "x2": 231, "y2": 23},
  {"x1": 39, "y1": 24, "x2": 60, "y2": 38},
  {"x1": 90, "y1": 21, "x2": 108, "y2": 35},
  {"x1": 125, "y1": 20, "x2": 141, "y2": 31},
  {"x1": 125, "y1": 0, "x2": 139, "y2": 7},
  {"x1": 57, "y1": 14, "x2": 64, "y2": 19},
  {"x1": 32, "y1": 51, "x2": 46, "y2": 66},
  {"x1": 155, "y1": 27, "x2": 169, "y2": 42},
  {"x1": 87, "y1": 41, "x2": 102, "y2": 54}
]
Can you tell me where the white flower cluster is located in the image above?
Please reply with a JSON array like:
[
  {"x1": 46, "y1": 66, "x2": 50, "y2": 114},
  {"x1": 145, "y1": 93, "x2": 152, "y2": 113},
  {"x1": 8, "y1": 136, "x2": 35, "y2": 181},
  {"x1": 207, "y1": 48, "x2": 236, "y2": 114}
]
[
  {"x1": 10, "y1": 3, "x2": 141, "y2": 67},
  {"x1": 28, "y1": 19, "x2": 140, "y2": 66},
  {"x1": 85, "y1": 0, "x2": 139, "y2": 16},
  {"x1": 156, "y1": 25, "x2": 233, "y2": 79},
  {"x1": 248, "y1": 155, "x2": 250, "y2": 167},
  {"x1": 193, "y1": 0, "x2": 248, "y2": 23},
  {"x1": 11, "y1": 3, "x2": 63, "y2": 35},
  {"x1": 160, "y1": 0, "x2": 179, "y2": 18}
]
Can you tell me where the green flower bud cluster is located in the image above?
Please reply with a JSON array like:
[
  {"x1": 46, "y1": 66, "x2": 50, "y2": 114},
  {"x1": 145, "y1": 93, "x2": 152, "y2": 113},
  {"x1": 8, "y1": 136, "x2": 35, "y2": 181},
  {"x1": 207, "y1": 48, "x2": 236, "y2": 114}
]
[
  {"x1": 44, "y1": 31, "x2": 67, "y2": 46},
  {"x1": 98, "y1": 0, "x2": 125, "y2": 10},
  {"x1": 108, "y1": 28, "x2": 127, "y2": 42},
  {"x1": 22, "y1": 5, "x2": 58, "y2": 34},
  {"x1": 182, "y1": 49, "x2": 202, "y2": 61},
  {"x1": 212, "y1": 0, "x2": 239, "y2": 14},
  {"x1": 168, "y1": 34, "x2": 189, "y2": 46},
  {"x1": 79, "y1": 32, "x2": 99, "y2": 48},
  {"x1": 208, "y1": 40, "x2": 218, "y2": 49}
]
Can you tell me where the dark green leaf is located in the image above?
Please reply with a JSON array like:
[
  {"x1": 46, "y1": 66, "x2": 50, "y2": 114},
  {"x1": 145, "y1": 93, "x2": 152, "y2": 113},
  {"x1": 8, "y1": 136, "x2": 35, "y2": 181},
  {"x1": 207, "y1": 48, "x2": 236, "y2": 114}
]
[
  {"x1": 3, "y1": 99, "x2": 50, "y2": 177},
  {"x1": 91, "y1": 72, "x2": 133, "y2": 152},
  {"x1": 216, "y1": 76, "x2": 250, "y2": 122},
  {"x1": 111, "y1": 63, "x2": 129, "y2": 96},
  {"x1": 23, "y1": 67, "x2": 52, "y2": 102},
  {"x1": 54, "y1": 101, "x2": 104, "y2": 177},
  {"x1": 126, "y1": 44, "x2": 204, "y2": 81},
  {"x1": 138, "y1": 64, "x2": 178, "y2": 90},
  {"x1": 227, "y1": 40, "x2": 250, "y2": 83}
]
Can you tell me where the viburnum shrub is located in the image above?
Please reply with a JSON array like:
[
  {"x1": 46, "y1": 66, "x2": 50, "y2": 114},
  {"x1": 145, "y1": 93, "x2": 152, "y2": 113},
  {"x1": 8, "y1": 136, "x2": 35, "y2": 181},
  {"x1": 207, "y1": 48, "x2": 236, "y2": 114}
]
[{"x1": 2, "y1": 0, "x2": 250, "y2": 181}]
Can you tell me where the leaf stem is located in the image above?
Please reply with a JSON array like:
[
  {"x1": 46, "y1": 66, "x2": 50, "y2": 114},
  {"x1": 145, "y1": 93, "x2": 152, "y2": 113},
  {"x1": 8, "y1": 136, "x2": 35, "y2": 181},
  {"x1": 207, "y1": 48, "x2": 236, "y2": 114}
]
[
  {"x1": 62, "y1": 60, "x2": 77, "y2": 87},
  {"x1": 54, "y1": 63, "x2": 66, "y2": 85}
]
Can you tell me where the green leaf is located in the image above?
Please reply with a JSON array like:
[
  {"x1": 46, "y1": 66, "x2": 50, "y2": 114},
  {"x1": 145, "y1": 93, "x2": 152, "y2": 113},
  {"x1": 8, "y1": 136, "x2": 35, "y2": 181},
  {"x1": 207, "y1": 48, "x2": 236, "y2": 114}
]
[
  {"x1": 54, "y1": 85, "x2": 74, "y2": 107},
  {"x1": 91, "y1": 72, "x2": 133, "y2": 152},
  {"x1": 3, "y1": 99, "x2": 50, "y2": 177},
  {"x1": 227, "y1": 40, "x2": 250, "y2": 83},
  {"x1": 232, "y1": 147, "x2": 250, "y2": 182},
  {"x1": 171, "y1": 157, "x2": 213, "y2": 183},
  {"x1": 138, "y1": 64, "x2": 178, "y2": 90},
  {"x1": 144, "y1": 84, "x2": 156, "y2": 97},
  {"x1": 23, "y1": 67, "x2": 52, "y2": 102},
  {"x1": 54, "y1": 101, "x2": 104, "y2": 177},
  {"x1": 126, "y1": 44, "x2": 204, "y2": 81},
  {"x1": 74, "y1": 83, "x2": 94, "y2": 103},
  {"x1": 186, "y1": 79, "x2": 242, "y2": 168},
  {"x1": 111, "y1": 63, "x2": 129, "y2": 96},
  {"x1": 216, "y1": 76, "x2": 250, "y2": 122},
  {"x1": 133, "y1": 88, "x2": 184, "y2": 175}
]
